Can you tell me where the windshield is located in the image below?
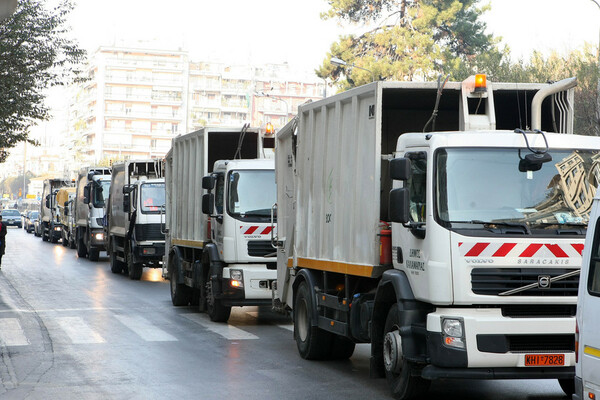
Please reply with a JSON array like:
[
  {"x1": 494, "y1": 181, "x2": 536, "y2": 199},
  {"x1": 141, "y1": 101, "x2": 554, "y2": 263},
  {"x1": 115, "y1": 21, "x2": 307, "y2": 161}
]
[
  {"x1": 436, "y1": 148, "x2": 600, "y2": 230},
  {"x1": 2, "y1": 209, "x2": 20, "y2": 217},
  {"x1": 140, "y1": 182, "x2": 165, "y2": 213},
  {"x1": 92, "y1": 181, "x2": 111, "y2": 208},
  {"x1": 227, "y1": 170, "x2": 275, "y2": 218},
  {"x1": 30, "y1": 212, "x2": 39, "y2": 219}
]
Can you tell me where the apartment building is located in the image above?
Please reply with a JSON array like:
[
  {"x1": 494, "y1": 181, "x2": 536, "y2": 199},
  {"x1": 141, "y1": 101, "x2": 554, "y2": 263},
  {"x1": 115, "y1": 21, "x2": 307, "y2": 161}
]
[
  {"x1": 69, "y1": 46, "x2": 189, "y2": 164},
  {"x1": 69, "y1": 46, "x2": 325, "y2": 164}
]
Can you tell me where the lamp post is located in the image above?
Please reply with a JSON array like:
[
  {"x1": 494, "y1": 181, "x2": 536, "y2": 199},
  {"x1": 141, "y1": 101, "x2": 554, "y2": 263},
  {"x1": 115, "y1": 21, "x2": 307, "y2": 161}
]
[
  {"x1": 330, "y1": 56, "x2": 375, "y2": 83},
  {"x1": 591, "y1": 0, "x2": 600, "y2": 135},
  {"x1": 256, "y1": 91, "x2": 289, "y2": 124}
]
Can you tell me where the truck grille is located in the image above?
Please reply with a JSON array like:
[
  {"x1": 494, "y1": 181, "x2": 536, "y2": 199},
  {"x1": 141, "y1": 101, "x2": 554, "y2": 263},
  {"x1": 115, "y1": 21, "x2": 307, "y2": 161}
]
[
  {"x1": 477, "y1": 334, "x2": 575, "y2": 353},
  {"x1": 471, "y1": 268, "x2": 579, "y2": 296},
  {"x1": 134, "y1": 223, "x2": 164, "y2": 241},
  {"x1": 501, "y1": 304, "x2": 576, "y2": 318},
  {"x1": 247, "y1": 241, "x2": 276, "y2": 257}
]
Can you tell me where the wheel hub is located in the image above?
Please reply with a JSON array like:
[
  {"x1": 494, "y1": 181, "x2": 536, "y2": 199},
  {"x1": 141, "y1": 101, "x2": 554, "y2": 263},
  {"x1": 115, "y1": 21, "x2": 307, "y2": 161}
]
[{"x1": 383, "y1": 329, "x2": 403, "y2": 374}]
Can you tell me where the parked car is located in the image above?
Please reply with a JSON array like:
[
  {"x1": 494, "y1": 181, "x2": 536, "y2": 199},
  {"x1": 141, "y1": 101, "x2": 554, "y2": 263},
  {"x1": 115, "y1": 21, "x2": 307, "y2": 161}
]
[
  {"x1": 2, "y1": 209, "x2": 22, "y2": 228},
  {"x1": 25, "y1": 211, "x2": 39, "y2": 233}
]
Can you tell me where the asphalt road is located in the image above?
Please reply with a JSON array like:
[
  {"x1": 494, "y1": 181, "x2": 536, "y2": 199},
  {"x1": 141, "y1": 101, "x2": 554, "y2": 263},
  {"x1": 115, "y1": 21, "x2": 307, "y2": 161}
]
[{"x1": 0, "y1": 227, "x2": 572, "y2": 400}]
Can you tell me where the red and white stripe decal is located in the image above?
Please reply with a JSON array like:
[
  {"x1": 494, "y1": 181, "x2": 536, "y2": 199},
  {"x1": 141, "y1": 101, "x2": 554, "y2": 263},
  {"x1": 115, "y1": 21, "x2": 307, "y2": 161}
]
[
  {"x1": 240, "y1": 226, "x2": 273, "y2": 235},
  {"x1": 459, "y1": 242, "x2": 583, "y2": 258}
]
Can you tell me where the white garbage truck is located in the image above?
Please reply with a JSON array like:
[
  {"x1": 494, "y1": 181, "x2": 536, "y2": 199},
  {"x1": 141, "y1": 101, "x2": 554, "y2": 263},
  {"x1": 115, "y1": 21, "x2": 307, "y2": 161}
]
[
  {"x1": 40, "y1": 178, "x2": 75, "y2": 243},
  {"x1": 106, "y1": 160, "x2": 165, "y2": 280},
  {"x1": 75, "y1": 166, "x2": 112, "y2": 261},
  {"x1": 163, "y1": 126, "x2": 277, "y2": 322},
  {"x1": 272, "y1": 75, "x2": 600, "y2": 399}
]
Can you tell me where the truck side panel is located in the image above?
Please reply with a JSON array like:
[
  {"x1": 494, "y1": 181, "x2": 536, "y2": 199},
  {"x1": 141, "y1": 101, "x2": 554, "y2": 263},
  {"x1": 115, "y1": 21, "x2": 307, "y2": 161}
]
[
  {"x1": 109, "y1": 164, "x2": 127, "y2": 238},
  {"x1": 295, "y1": 87, "x2": 380, "y2": 273}
]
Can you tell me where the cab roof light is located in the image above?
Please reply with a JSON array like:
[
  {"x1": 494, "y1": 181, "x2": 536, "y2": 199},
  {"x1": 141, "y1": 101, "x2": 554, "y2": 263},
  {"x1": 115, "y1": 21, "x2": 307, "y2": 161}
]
[{"x1": 474, "y1": 74, "x2": 487, "y2": 93}]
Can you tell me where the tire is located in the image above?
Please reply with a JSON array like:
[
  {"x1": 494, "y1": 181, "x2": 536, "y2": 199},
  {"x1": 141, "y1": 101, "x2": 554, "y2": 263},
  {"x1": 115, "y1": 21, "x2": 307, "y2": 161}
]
[
  {"x1": 383, "y1": 304, "x2": 430, "y2": 400},
  {"x1": 169, "y1": 253, "x2": 191, "y2": 306},
  {"x1": 76, "y1": 237, "x2": 87, "y2": 258},
  {"x1": 126, "y1": 243, "x2": 143, "y2": 280},
  {"x1": 61, "y1": 233, "x2": 68, "y2": 247},
  {"x1": 69, "y1": 236, "x2": 76, "y2": 249},
  {"x1": 294, "y1": 281, "x2": 333, "y2": 360},
  {"x1": 88, "y1": 247, "x2": 100, "y2": 262},
  {"x1": 205, "y1": 278, "x2": 231, "y2": 322},
  {"x1": 110, "y1": 245, "x2": 125, "y2": 274},
  {"x1": 42, "y1": 229, "x2": 48, "y2": 242},
  {"x1": 558, "y1": 378, "x2": 575, "y2": 397}
]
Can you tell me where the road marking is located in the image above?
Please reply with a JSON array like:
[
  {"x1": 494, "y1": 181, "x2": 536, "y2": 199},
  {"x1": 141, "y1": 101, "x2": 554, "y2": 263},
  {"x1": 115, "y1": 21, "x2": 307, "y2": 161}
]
[
  {"x1": 55, "y1": 317, "x2": 105, "y2": 344},
  {"x1": 0, "y1": 318, "x2": 30, "y2": 346},
  {"x1": 114, "y1": 315, "x2": 177, "y2": 342},
  {"x1": 244, "y1": 311, "x2": 294, "y2": 332},
  {"x1": 181, "y1": 313, "x2": 259, "y2": 340}
]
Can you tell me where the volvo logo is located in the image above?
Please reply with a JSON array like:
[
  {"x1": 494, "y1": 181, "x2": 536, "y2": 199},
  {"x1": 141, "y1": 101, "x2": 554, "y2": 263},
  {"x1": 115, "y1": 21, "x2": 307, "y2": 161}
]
[{"x1": 538, "y1": 275, "x2": 551, "y2": 289}]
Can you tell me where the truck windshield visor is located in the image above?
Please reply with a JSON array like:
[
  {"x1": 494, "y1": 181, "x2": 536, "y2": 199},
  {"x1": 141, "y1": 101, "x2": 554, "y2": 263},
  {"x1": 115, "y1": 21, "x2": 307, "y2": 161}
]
[
  {"x1": 92, "y1": 181, "x2": 111, "y2": 208},
  {"x1": 227, "y1": 170, "x2": 276, "y2": 219},
  {"x1": 436, "y1": 148, "x2": 600, "y2": 230},
  {"x1": 140, "y1": 182, "x2": 165, "y2": 213}
]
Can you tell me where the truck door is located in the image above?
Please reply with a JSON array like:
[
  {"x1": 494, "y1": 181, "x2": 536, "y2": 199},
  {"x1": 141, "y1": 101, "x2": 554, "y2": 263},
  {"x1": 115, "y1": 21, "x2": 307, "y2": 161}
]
[
  {"x1": 394, "y1": 150, "x2": 433, "y2": 297},
  {"x1": 213, "y1": 173, "x2": 225, "y2": 248},
  {"x1": 581, "y1": 216, "x2": 600, "y2": 393}
]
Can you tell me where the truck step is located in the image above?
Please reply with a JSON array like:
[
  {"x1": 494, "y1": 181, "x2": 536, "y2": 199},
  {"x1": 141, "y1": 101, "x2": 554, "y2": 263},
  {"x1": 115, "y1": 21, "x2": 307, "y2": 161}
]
[
  {"x1": 318, "y1": 316, "x2": 348, "y2": 336},
  {"x1": 316, "y1": 293, "x2": 350, "y2": 312}
]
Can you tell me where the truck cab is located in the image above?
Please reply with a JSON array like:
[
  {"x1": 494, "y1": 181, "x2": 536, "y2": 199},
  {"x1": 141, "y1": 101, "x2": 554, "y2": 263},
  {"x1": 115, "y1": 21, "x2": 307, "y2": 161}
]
[{"x1": 201, "y1": 158, "x2": 277, "y2": 321}]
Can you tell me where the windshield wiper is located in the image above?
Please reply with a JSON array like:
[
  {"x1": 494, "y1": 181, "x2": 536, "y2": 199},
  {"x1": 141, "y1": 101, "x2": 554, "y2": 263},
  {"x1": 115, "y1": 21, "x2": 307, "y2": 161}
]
[
  {"x1": 469, "y1": 220, "x2": 532, "y2": 235},
  {"x1": 240, "y1": 209, "x2": 271, "y2": 217}
]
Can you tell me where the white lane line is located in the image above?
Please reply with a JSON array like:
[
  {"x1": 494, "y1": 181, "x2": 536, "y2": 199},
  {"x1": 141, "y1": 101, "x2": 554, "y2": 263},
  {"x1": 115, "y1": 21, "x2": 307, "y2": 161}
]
[
  {"x1": 0, "y1": 318, "x2": 30, "y2": 346},
  {"x1": 55, "y1": 317, "x2": 105, "y2": 344},
  {"x1": 114, "y1": 315, "x2": 177, "y2": 342},
  {"x1": 181, "y1": 313, "x2": 259, "y2": 340},
  {"x1": 244, "y1": 311, "x2": 294, "y2": 332}
]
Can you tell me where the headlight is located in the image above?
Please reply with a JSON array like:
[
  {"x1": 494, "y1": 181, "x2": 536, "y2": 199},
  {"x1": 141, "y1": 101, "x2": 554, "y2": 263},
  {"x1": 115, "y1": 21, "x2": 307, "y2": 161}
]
[
  {"x1": 94, "y1": 232, "x2": 104, "y2": 241},
  {"x1": 54, "y1": 226, "x2": 61, "y2": 231},
  {"x1": 442, "y1": 318, "x2": 466, "y2": 349},
  {"x1": 230, "y1": 269, "x2": 243, "y2": 288},
  {"x1": 142, "y1": 247, "x2": 156, "y2": 255}
]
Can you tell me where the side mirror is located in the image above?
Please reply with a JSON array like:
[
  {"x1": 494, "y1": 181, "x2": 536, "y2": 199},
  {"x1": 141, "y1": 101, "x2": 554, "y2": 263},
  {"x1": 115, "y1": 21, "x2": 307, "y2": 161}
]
[
  {"x1": 123, "y1": 185, "x2": 134, "y2": 194},
  {"x1": 64, "y1": 208, "x2": 69, "y2": 216},
  {"x1": 202, "y1": 193, "x2": 214, "y2": 215},
  {"x1": 83, "y1": 185, "x2": 90, "y2": 204},
  {"x1": 389, "y1": 188, "x2": 410, "y2": 223},
  {"x1": 123, "y1": 192, "x2": 131, "y2": 213},
  {"x1": 202, "y1": 175, "x2": 216, "y2": 190},
  {"x1": 390, "y1": 158, "x2": 412, "y2": 181},
  {"x1": 45, "y1": 195, "x2": 50, "y2": 209}
]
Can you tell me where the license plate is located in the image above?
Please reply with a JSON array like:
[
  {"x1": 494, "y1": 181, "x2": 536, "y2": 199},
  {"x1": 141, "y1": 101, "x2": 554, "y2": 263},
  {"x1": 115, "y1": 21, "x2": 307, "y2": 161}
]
[{"x1": 524, "y1": 354, "x2": 565, "y2": 366}]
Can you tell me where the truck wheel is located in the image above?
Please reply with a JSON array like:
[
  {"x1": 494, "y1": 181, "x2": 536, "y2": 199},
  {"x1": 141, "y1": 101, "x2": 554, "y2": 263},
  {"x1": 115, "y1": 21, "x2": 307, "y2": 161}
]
[
  {"x1": 169, "y1": 264, "x2": 191, "y2": 306},
  {"x1": 61, "y1": 233, "x2": 68, "y2": 247},
  {"x1": 69, "y1": 237, "x2": 76, "y2": 249},
  {"x1": 126, "y1": 244, "x2": 143, "y2": 280},
  {"x1": 294, "y1": 281, "x2": 333, "y2": 360},
  {"x1": 77, "y1": 237, "x2": 87, "y2": 258},
  {"x1": 42, "y1": 231, "x2": 48, "y2": 242},
  {"x1": 205, "y1": 279, "x2": 231, "y2": 322},
  {"x1": 110, "y1": 247, "x2": 125, "y2": 274},
  {"x1": 88, "y1": 247, "x2": 100, "y2": 262},
  {"x1": 558, "y1": 378, "x2": 575, "y2": 396},
  {"x1": 383, "y1": 304, "x2": 430, "y2": 400}
]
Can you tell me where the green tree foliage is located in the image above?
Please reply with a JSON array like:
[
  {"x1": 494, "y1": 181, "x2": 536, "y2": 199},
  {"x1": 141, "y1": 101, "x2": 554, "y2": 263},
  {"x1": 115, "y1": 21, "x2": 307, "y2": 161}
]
[
  {"x1": 0, "y1": 0, "x2": 85, "y2": 162},
  {"x1": 317, "y1": 0, "x2": 497, "y2": 88}
]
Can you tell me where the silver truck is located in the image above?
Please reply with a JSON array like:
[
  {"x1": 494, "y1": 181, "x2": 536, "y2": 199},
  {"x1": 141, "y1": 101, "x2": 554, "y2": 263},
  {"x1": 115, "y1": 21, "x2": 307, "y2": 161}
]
[
  {"x1": 40, "y1": 178, "x2": 75, "y2": 243},
  {"x1": 74, "y1": 167, "x2": 112, "y2": 261},
  {"x1": 106, "y1": 160, "x2": 165, "y2": 280}
]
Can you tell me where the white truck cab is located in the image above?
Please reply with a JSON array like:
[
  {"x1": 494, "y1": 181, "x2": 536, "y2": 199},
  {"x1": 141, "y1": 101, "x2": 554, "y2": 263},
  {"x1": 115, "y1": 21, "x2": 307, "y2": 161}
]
[{"x1": 574, "y1": 194, "x2": 600, "y2": 400}]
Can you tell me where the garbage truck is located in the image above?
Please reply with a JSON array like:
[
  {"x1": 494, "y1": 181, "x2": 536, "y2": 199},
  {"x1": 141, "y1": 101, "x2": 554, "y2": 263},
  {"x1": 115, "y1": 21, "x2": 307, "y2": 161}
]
[
  {"x1": 57, "y1": 187, "x2": 76, "y2": 248},
  {"x1": 40, "y1": 178, "x2": 75, "y2": 243},
  {"x1": 106, "y1": 160, "x2": 164, "y2": 279},
  {"x1": 272, "y1": 75, "x2": 600, "y2": 399},
  {"x1": 163, "y1": 126, "x2": 277, "y2": 322},
  {"x1": 74, "y1": 166, "x2": 112, "y2": 261}
]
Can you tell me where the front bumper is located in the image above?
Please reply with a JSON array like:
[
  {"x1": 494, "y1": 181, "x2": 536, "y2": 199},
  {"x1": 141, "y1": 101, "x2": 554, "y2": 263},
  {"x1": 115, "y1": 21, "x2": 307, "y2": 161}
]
[
  {"x1": 132, "y1": 242, "x2": 165, "y2": 265},
  {"x1": 4, "y1": 220, "x2": 20, "y2": 226},
  {"x1": 425, "y1": 307, "x2": 575, "y2": 378},
  {"x1": 216, "y1": 264, "x2": 277, "y2": 306}
]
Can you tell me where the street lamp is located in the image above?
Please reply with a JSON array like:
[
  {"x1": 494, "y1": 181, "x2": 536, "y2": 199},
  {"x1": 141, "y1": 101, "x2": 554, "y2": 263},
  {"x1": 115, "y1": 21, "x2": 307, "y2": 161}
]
[
  {"x1": 330, "y1": 57, "x2": 375, "y2": 83},
  {"x1": 591, "y1": 0, "x2": 600, "y2": 135},
  {"x1": 255, "y1": 91, "x2": 289, "y2": 124}
]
